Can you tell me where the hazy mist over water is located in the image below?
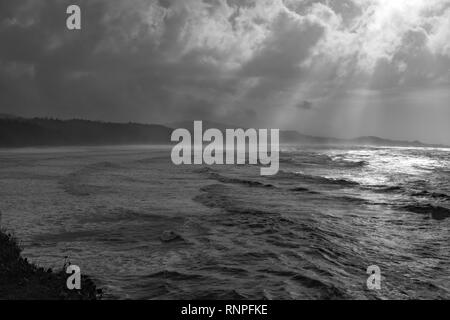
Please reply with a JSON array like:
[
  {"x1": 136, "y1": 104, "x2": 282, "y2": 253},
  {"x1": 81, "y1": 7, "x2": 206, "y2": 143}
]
[{"x1": 1, "y1": 145, "x2": 449, "y2": 299}]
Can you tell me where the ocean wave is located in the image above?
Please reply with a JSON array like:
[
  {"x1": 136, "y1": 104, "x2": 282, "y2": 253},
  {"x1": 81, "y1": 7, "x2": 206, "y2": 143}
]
[
  {"x1": 281, "y1": 153, "x2": 368, "y2": 169},
  {"x1": 401, "y1": 204, "x2": 450, "y2": 220},
  {"x1": 145, "y1": 270, "x2": 206, "y2": 281},
  {"x1": 142, "y1": 269, "x2": 250, "y2": 299},
  {"x1": 290, "y1": 273, "x2": 348, "y2": 299},
  {"x1": 194, "y1": 184, "x2": 255, "y2": 214},
  {"x1": 196, "y1": 167, "x2": 275, "y2": 189},
  {"x1": 193, "y1": 185, "x2": 297, "y2": 236},
  {"x1": 59, "y1": 161, "x2": 121, "y2": 196},
  {"x1": 257, "y1": 267, "x2": 348, "y2": 299},
  {"x1": 275, "y1": 171, "x2": 359, "y2": 187},
  {"x1": 331, "y1": 157, "x2": 368, "y2": 168},
  {"x1": 290, "y1": 187, "x2": 320, "y2": 194},
  {"x1": 411, "y1": 191, "x2": 450, "y2": 201},
  {"x1": 193, "y1": 290, "x2": 249, "y2": 300},
  {"x1": 80, "y1": 208, "x2": 184, "y2": 225},
  {"x1": 372, "y1": 185, "x2": 404, "y2": 193},
  {"x1": 333, "y1": 195, "x2": 372, "y2": 205},
  {"x1": 372, "y1": 184, "x2": 450, "y2": 202},
  {"x1": 60, "y1": 180, "x2": 108, "y2": 196},
  {"x1": 194, "y1": 190, "x2": 271, "y2": 216},
  {"x1": 285, "y1": 153, "x2": 334, "y2": 166}
]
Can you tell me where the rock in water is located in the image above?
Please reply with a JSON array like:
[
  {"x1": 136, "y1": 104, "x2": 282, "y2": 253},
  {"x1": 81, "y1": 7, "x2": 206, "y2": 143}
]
[{"x1": 160, "y1": 230, "x2": 181, "y2": 242}]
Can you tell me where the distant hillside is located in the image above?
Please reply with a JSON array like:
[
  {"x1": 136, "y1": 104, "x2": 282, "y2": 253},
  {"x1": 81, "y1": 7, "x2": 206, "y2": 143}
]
[
  {"x1": 167, "y1": 120, "x2": 447, "y2": 148},
  {"x1": 167, "y1": 121, "x2": 338, "y2": 144},
  {"x1": 0, "y1": 113, "x2": 20, "y2": 120},
  {"x1": 166, "y1": 120, "x2": 243, "y2": 132},
  {"x1": 0, "y1": 118, "x2": 172, "y2": 147},
  {"x1": 0, "y1": 117, "x2": 446, "y2": 148},
  {"x1": 280, "y1": 131, "x2": 446, "y2": 148},
  {"x1": 348, "y1": 136, "x2": 442, "y2": 148}
]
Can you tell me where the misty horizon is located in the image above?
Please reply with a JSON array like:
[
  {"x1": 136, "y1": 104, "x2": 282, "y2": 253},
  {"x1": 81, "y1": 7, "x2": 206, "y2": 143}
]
[{"x1": 1, "y1": 113, "x2": 448, "y2": 146}]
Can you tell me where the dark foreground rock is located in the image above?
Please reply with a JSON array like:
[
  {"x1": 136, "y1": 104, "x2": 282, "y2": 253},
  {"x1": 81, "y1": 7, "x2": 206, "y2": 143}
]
[{"x1": 0, "y1": 230, "x2": 101, "y2": 300}]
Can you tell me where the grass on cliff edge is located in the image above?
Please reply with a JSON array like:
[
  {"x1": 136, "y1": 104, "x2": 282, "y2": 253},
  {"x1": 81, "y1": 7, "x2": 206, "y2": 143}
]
[{"x1": 0, "y1": 230, "x2": 101, "y2": 300}]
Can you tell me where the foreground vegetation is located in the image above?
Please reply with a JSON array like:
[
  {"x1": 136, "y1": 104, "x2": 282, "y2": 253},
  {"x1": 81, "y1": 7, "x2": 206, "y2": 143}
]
[{"x1": 0, "y1": 230, "x2": 101, "y2": 300}]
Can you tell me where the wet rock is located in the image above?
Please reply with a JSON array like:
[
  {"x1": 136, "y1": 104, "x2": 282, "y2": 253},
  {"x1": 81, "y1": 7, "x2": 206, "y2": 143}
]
[{"x1": 160, "y1": 230, "x2": 182, "y2": 242}]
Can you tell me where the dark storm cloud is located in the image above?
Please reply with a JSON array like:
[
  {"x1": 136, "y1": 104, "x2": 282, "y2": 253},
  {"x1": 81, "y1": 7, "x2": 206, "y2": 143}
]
[
  {"x1": 0, "y1": 1, "x2": 117, "y2": 118},
  {"x1": 1, "y1": 0, "x2": 449, "y2": 143},
  {"x1": 0, "y1": 0, "x2": 232, "y2": 122},
  {"x1": 295, "y1": 100, "x2": 313, "y2": 110}
]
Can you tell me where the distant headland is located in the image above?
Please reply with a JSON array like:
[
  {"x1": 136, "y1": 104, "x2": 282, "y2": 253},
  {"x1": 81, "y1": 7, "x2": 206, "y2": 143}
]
[{"x1": 0, "y1": 114, "x2": 447, "y2": 149}]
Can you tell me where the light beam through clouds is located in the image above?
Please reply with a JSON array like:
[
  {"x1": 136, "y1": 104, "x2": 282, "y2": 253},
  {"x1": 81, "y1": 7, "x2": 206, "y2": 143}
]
[{"x1": 0, "y1": 0, "x2": 449, "y2": 143}]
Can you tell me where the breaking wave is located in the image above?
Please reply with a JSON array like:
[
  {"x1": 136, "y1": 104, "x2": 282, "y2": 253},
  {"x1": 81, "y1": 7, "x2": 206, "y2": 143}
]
[{"x1": 401, "y1": 204, "x2": 450, "y2": 220}]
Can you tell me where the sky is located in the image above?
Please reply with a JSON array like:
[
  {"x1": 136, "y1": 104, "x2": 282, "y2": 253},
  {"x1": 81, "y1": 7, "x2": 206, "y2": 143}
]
[{"x1": 0, "y1": 0, "x2": 449, "y2": 144}]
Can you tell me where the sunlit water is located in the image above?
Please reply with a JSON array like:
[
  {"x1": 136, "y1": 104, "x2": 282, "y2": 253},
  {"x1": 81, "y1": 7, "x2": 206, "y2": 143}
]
[{"x1": 0, "y1": 145, "x2": 449, "y2": 299}]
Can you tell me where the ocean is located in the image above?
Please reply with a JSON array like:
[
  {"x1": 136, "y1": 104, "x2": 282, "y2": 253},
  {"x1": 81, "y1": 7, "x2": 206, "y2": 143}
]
[{"x1": 0, "y1": 145, "x2": 449, "y2": 299}]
